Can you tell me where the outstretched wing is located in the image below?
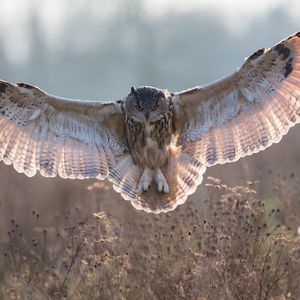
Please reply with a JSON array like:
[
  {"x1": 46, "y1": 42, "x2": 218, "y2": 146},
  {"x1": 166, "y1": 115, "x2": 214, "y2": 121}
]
[
  {"x1": 0, "y1": 80, "x2": 128, "y2": 179},
  {"x1": 173, "y1": 32, "x2": 300, "y2": 167}
]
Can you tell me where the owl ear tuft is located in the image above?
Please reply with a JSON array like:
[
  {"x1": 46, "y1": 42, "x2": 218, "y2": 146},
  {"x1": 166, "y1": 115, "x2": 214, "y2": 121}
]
[{"x1": 131, "y1": 86, "x2": 137, "y2": 95}]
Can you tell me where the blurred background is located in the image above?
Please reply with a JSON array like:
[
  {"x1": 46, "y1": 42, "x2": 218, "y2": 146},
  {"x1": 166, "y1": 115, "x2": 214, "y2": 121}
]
[{"x1": 0, "y1": 0, "x2": 300, "y2": 231}]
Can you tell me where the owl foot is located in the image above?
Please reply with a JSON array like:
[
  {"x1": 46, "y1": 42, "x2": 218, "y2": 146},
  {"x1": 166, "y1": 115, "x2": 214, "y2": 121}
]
[
  {"x1": 138, "y1": 167, "x2": 154, "y2": 193},
  {"x1": 154, "y1": 169, "x2": 169, "y2": 193}
]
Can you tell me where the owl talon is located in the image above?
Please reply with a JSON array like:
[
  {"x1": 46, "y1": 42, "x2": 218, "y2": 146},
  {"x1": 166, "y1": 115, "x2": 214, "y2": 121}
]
[
  {"x1": 157, "y1": 181, "x2": 169, "y2": 193},
  {"x1": 138, "y1": 181, "x2": 151, "y2": 193},
  {"x1": 138, "y1": 168, "x2": 154, "y2": 194},
  {"x1": 155, "y1": 169, "x2": 170, "y2": 193}
]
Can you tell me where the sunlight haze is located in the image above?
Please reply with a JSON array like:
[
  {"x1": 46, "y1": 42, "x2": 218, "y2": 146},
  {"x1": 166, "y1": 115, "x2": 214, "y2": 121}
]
[{"x1": 0, "y1": 0, "x2": 300, "y2": 64}]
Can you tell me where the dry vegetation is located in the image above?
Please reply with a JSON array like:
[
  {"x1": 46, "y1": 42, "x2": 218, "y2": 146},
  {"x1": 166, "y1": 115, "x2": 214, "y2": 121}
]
[{"x1": 0, "y1": 175, "x2": 300, "y2": 300}]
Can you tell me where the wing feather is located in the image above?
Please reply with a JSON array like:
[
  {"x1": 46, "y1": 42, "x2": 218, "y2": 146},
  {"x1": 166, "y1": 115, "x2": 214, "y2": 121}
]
[
  {"x1": 0, "y1": 80, "x2": 128, "y2": 179},
  {"x1": 174, "y1": 32, "x2": 300, "y2": 167}
]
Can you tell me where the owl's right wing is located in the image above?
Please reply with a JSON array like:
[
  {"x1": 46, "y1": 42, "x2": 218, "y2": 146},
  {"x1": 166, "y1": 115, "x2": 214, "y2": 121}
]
[
  {"x1": 0, "y1": 80, "x2": 128, "y2": 179},
  {"x1": 173, "y1": 32, "x2": 300, "y2": 167}
]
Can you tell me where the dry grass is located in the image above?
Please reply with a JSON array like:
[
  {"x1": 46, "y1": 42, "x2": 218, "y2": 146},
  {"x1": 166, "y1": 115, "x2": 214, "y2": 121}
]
[{"x1": 0, "y1": 176, "x2": 300, "y2": 300}]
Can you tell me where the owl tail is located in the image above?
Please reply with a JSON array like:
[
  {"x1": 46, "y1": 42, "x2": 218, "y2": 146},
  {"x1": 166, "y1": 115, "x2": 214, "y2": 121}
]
[
  {"x1": 132, "y1": 151, "x2": 206, "y2": 213},
  {"x1": 109, "y1": 155, "x2": 142, "y2": 200},
  {"x1": 109, "y1": 151, "x2": 206, "y2": 214}
]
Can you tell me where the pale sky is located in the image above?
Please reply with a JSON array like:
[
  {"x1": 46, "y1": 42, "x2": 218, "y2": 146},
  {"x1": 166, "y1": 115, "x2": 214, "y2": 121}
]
[
  {"x1": 0, "y1": 0, "x2": 299, "y2": 63},
  {"x1": 145, "y1": 0, "x2": 299, "y2": 17},
  {"x1": 144, "y1": 0, "x2": 300, "y2": 33}
]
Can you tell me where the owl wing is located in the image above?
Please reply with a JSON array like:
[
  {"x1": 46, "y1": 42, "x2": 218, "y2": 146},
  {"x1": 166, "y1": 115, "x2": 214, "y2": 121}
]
[
  {"x1": 0, "y1": 80, "x2": 128, "y2": 179},
  {"x1": 173, "y1": 32, "x2": 300, "y2": 168}
]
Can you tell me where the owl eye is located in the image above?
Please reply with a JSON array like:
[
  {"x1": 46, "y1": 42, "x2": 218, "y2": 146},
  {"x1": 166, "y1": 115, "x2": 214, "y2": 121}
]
[
  {"x1": 136, "y1": 103, "x2": 142, "y2": 111},
  {"x1": 152, "y1": 102, "x2": 159, "y2": 111}
]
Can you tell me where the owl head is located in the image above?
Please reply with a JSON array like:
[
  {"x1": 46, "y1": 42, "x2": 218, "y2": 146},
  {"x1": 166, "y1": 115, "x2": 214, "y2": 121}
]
[{"x1": 123, "y1": 86, "x2": 172, "y2": 122}]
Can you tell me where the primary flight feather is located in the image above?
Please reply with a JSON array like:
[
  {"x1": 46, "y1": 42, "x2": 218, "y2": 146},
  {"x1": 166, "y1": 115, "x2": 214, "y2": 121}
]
[{"x1": 1, "y1": 32, "x2": 300, "y2": 213}]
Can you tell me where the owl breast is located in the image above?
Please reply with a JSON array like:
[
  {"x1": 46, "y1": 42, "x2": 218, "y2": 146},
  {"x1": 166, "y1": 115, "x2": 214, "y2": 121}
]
[{"x1": 125, "y1": 112, "x2": 173, "y2": 169}]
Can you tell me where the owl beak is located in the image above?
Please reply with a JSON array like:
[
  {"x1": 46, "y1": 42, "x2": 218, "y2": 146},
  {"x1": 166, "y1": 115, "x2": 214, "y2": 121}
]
[{"x1": 145, "y1": 111, "x2": 150, "y2": 120}]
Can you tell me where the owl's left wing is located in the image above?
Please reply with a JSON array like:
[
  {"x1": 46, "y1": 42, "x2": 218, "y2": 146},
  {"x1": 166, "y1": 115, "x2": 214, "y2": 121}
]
[{"x1": 173, "y1": 32, "x2": 300, "y2": 167}]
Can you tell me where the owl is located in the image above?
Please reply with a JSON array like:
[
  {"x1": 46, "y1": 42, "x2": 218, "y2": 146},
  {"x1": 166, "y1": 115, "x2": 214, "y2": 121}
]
[{"x1": 0, "y1": 32, "x2": 300, "y2": 214}]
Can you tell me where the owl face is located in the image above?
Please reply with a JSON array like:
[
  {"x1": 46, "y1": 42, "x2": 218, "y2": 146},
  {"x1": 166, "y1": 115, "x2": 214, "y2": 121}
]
[{"x1": 123, "y1": 86, "x2": 172, "y2": 123}]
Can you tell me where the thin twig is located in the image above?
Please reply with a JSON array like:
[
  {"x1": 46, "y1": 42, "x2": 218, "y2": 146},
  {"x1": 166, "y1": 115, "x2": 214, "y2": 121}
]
[{"x1": 59, "y1": 233, "x2": 86, "y2": 294}]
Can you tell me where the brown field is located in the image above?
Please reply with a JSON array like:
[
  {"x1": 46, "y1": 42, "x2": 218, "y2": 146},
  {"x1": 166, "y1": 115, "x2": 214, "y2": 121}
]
[{"x1": 0, "y1": 128, "x2": 300, "y2": 299}]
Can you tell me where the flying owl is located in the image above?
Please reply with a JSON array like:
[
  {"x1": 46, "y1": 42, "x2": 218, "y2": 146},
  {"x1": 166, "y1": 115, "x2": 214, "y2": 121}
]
[{"x1": 0, "y1": 32, "x2": 300, "y2": 214}]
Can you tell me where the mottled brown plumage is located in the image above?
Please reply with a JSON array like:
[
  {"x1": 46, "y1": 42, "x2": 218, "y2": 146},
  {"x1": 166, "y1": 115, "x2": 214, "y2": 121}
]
[
  {"x1": 1, "y1": 32, "x2": 300, "y2": 213},
  {"x1": 123, "y1": 87, "x2": 173, "y2": 169}
]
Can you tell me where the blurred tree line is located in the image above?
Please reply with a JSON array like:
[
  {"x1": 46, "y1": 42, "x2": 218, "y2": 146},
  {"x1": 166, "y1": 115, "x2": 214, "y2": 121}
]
[{"x1": 0, "y1": 1, "x2": 298, "y2": 100}]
